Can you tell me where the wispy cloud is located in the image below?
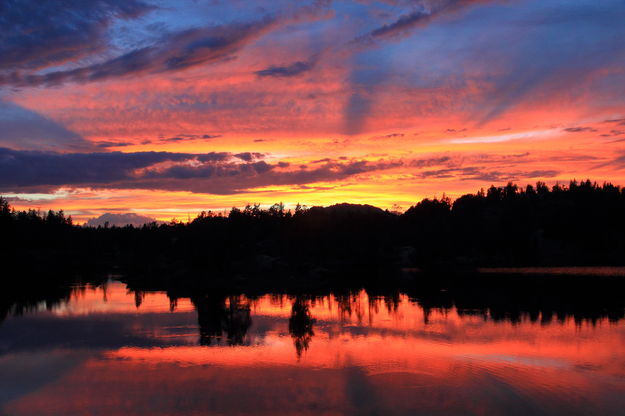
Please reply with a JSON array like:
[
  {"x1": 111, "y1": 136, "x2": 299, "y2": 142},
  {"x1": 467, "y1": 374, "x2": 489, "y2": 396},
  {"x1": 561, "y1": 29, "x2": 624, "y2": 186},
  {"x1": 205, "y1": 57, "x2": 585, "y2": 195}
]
[
  {"x1": 0, "y1": 101, "x2": 94, "y2": 151},
  {"x1": 256, "y1": 59, "x2": 316, "y2": 78},
  {"x1": 445, "y1": 130, "x2": 558, "y2": 144},
  {"x1": 0, "y1": 148, "x2": 406, "y2": 194},
  {"x1": 0, "y1": 1, "x2": 331, "y2": 87},
  {"x1": 354, "y1": 0, "x2": 492, "y2": 44},
  {"x1": 563, "y1": 126, "x2": 597, "y2": 133},
  {"x1": 0, "y1": 0, "x2": 153, "y2": 71}
]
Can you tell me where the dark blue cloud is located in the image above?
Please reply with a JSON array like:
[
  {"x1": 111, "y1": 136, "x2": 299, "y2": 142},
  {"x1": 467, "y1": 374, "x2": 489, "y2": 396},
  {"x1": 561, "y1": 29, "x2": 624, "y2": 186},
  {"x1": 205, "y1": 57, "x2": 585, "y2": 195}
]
[
  {"x1": 0, "y1": 0, "x2": 152, "y2": 71},
  {"x1": 197, "y1": 153, "x2": 231, "y2": 162},
  {"x1": 0, "y1": 17, "x2": 278, "y2": 87},
  {"x1": 0, "y1": 1, "x2": 332, "y2": 87},
  {"x1": 0, "y1": 148, "x2": 410, "y2": 194},
  {"x1": 369, "y1": 8, "x2": 431, "y2": 39},
  {"x1": 0, "y1": 101, "x2": 94, "y2": 151},
  {"x1": 0, "y1": 146, "x2": 543, "y2": 195},
  {"x1": 0, "y1": 148, "x2": 233, "y2": 190},
  {"x1": 255, "y1": 60, "x2": 316, "y2": 77},
  {"x1": 472, "y1": 1, "x2": 625, "y2": 123},
  {"x1": 354, "y1": 0, "x2": 490, "y2": 43},
  {"x1": 234, "y1": 152, "x2": 264, "y2": 162},
  {"x1": 95, "y1": 141, "x2": 134, "y2": 148}
]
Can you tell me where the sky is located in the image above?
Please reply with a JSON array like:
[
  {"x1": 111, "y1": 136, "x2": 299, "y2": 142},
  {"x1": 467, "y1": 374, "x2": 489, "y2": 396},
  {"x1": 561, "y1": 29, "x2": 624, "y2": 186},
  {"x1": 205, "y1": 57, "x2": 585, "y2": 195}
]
[{"x1": 2, "y1": 0, "x2": 625, "y2": 223}]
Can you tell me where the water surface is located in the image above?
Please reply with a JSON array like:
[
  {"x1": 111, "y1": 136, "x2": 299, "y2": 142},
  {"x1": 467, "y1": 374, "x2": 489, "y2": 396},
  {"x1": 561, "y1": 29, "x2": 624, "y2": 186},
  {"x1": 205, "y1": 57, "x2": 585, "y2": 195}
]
[{"x1": 1, "y1": 279, "x2": 625, "y2": 415}]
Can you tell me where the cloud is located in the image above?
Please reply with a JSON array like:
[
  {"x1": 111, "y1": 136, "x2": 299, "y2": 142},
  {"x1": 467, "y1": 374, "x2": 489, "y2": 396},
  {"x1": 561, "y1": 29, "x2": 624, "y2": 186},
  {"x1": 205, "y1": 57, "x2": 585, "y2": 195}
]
[
  {"x1": 343, "y1": 92, "x2": 372, "y2": 135},
  {"x1": 160, "y1": 134, "x2": 222, "y2": 143},
  {"x1": 0, "y1": 147, "x2": 568, "y2": 196},
  {"x1": 234, "y1": 152, "x2": 264, "y2": 162},
  {"x1": 115, "y1": 158, "x2": 404, "y2": 194},
  {"x1": 340, "y1": 1, "x2": 496, "y2": 135},
  {"x1": 419, "y1": 166, "x2": 560, "y2": 182},
  {"x1": 604, "y1": 118, "x2": 625, "y2": 126},
  {"x1": 371, "y1": 133, "x2": 405, "y2": 140},
  {"x1": 255, "y1": 60, "x2": 316, "y2": 77},
  {"x1": 598, "y1": 151, "x2": 625, "y2": 170},
  {"x1": 0, "y1": 2, "x2": 332, "y2": 87},
  {"x1": 563, "y1": 127, "x2": 597, "y2": 133},
  {"x1": 0, "y1": 148, "x2": 407, "y2": 194},
  {"x1": 95, "y1": 141, "x2": 134, "y2": 148},
  {"x1": 1, "y1": 17, "x2": 277, "y2": 87},
  {"x1": 355, "y1": 0, "x2": 489, "y2": 43},
  {"x1": 368, "y1": 8, "x2": 432, "y2": 39},
  {"x1": 248, "y1": 1, "x2": 494, "y2": 137},
  {"x1": 475, "y1": 3, "x2": 625, "y2": 124},
  {"x1": 0, "y1": 0, "x2": 152, "y2": 71},
  {"x1": 0, "y1": 101, "x2": 94, "y2": 151},
  {"x1": 411, "y1": 156, "x2": 452, "y2": 168},
  {"x1": 85, "y1": 213, "x2": 160, "y2": 227},
  {"x1": 446, "y1": 130, "x2": 557, "y2": 144},
  {"x1": 0, "y1": 148, "x2": 219, "y2": 190}
]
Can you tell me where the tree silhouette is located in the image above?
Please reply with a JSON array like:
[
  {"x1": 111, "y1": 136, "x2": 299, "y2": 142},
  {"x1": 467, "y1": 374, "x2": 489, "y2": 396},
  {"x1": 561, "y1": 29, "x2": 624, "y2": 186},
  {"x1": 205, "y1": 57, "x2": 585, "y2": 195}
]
[{"x1": 2, "y1": 179, "x2": 625, "y2": 288}]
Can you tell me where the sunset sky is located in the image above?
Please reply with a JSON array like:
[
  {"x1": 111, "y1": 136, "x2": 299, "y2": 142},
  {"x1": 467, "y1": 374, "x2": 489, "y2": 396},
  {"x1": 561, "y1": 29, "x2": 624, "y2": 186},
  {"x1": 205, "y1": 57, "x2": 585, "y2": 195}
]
[{"x1": 2, "y1": 0, "x2": 625, "y2": 223}]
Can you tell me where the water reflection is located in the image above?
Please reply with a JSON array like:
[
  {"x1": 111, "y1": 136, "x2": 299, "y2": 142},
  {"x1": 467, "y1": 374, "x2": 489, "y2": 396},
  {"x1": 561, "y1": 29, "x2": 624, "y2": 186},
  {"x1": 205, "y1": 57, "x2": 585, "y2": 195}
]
[
  {"x1": 1, "y1": 278, "x2": 625, "y2": 415},
  {"x1": 289, "y1": 296, "x2": 316, "y2": 359},
  {"x1": 192, "y1": 294, "x2": 252, "y2": 346}
]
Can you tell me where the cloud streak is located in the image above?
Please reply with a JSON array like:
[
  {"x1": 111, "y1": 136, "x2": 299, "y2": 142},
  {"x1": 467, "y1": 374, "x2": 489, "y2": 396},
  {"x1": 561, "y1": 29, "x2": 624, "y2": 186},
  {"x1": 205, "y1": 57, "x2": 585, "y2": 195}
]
[
  {"x1": 0, "y1": 101, "x2": 95, "y2": 151},
  {"x1": 355, "y1": 0, "x2": 490, "y2": 43},
  {"x1": 0, "y1": 1, "x2": 332, "y2": 87},
  {"x1": 1, "y1": 17, "x2": 277, "y2": 87},
  {"x1": 1, "y1": 146, "x2": 560, "y2": 197},
  {"x1": 256, "y1": 60, "x2": 317, "y2": 78},
  {"x1": 0, "y1": 148, "x2": 406, "y2": 194},
  {"x1": 0, "y1": 0, "x2": 152, "y2": 71}
]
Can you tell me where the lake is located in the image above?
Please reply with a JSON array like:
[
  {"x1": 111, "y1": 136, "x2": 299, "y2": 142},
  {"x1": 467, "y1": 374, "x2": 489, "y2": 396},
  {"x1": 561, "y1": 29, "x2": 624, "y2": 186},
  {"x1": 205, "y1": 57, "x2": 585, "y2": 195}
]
[{"x1": 1, "y1": 278, "x2": 625, "y2": 415}]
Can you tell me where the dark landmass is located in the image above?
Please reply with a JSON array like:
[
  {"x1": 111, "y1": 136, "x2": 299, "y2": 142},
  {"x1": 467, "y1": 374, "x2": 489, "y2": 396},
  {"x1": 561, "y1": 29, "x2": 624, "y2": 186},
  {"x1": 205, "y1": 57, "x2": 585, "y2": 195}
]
[{"x1": 3, "y1": 180, "x2": 625, "y2": 282}]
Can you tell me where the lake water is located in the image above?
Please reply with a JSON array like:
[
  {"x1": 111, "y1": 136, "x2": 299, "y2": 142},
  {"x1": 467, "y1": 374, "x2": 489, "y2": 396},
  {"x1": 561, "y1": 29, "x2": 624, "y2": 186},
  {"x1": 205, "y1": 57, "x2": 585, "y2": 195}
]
[{"x1": 2, "y1": 279, "x2": 625, "y2": 415}]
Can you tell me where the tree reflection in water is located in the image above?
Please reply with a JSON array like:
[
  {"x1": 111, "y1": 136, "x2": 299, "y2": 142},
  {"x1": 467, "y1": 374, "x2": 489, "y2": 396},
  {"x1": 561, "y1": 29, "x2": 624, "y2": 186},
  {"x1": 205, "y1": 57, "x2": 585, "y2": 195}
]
[
  {"x1": 4, "y1": 272, "x2": 625, "y2": 359},
  {"x1": 288, "y1": 297, "x2": 316, "y2": 359},
  {"x1": 191, "y1": 294, "x2": 252, "y2": 346}
]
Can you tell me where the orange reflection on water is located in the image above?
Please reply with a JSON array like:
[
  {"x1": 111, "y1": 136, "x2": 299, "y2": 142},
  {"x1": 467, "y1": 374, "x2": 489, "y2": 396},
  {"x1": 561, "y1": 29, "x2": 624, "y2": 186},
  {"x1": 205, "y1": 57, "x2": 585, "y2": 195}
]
[
  {"x1": 49, "y1": 281, "x2": 196, "y2": 316},
  {"x1": 3, "y1": 281, "x2": 625, "y2": 415}
]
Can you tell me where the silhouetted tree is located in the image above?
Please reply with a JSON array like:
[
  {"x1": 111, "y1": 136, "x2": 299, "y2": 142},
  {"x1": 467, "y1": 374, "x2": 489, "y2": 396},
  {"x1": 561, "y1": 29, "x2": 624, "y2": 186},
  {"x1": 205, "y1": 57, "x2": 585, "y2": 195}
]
[{"x1": 2, "y1": 179, "x2": 625, "y2": 288}]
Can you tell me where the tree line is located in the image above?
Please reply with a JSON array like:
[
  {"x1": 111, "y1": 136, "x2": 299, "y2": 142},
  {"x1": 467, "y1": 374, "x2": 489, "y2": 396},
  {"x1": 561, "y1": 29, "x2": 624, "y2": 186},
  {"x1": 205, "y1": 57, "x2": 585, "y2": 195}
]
[{"x1": 2, "y1": 180, "x2": 625, "y2": 288}]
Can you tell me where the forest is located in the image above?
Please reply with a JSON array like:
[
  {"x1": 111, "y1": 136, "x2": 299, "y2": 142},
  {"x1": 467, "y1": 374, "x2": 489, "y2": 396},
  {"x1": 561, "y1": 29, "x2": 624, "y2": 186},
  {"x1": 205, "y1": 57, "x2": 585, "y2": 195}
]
[{"x1": 2, "y1": 180, "x2": 625, "y2": 290}]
